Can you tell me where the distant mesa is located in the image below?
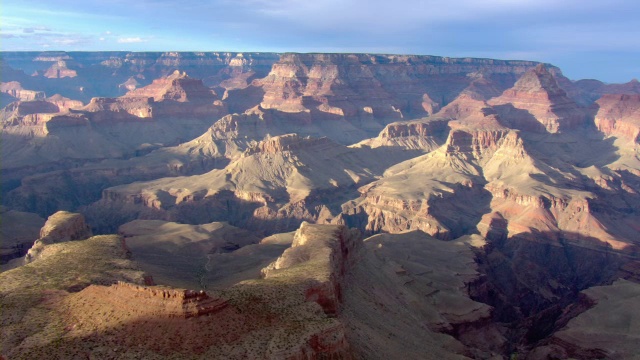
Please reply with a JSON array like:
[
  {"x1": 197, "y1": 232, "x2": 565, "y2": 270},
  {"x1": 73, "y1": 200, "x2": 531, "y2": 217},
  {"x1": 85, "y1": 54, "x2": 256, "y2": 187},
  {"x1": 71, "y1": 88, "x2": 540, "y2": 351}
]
[
  {"x1": 594, "y1": 93, "x2": 640, "y2": 143},
  {"x1": 43, "y1": 60, "x2": 78, "y2": 79},
  {"x1": 124, "y1": 70, "x2": 218, "y2": 103},
  {"x1": 0, "y1": 81, "x2": 46, "y2": 101}
]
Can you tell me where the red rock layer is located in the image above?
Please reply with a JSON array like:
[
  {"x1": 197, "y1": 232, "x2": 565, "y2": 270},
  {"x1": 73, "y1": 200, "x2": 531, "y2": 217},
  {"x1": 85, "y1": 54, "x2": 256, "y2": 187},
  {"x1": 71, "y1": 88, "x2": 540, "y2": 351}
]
[
  {"x1": 124, "y1": 70, "x2": 218, "y2": 103},
  {"x1": 257, "y1": 53, "x2": 542, "y2": 120},
  {"x1": 84, "y1": 282, "x2": 229, "y2": 318},
  {"x1": 489, "y1": 64, "x2": 585, "y2": 133},
  {"x1": 594, "y1": 94, "x2": 640, "y2": 143}
]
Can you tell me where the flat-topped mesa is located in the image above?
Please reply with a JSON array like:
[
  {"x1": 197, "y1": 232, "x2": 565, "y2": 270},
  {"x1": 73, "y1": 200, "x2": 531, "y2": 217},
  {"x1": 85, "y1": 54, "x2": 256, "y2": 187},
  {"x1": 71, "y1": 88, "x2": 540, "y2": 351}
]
[
  {"x1": 46, "y1": 94, "x2": 84, "y2": 112},
  {"x1": 124, "y1": 70, "x2": 218, "y2": 103},
  {"x1": 43, "y1": 60, "x2": 78, "y2": 78},
  {"x1": 0, "y1": 81, "x2": 46, "y2": 101},
  {"x1": 1, "y1": 95, "x2": 84, "y2": 127},
  {"x1": 379, "y1": 119, "x2": 449, "y2": 139},
  {"x1": 594, "y1": 94, "x2": 640, "y2": 143},
  {"x1": 1, "y1": 100, "x2": 59, "y2": 118},
  {"x1": 489, "y1": 64, "x2": 585, "y2": 133},
  {"x1": 261, "y1": 222, "x2": 362, "y2": 316},
  {"x1": 445, "y1": 124, "x2": 515, "y2": 161},
  {"x1": 102, "y1": 281, "x2": 229, "y2": 318}
]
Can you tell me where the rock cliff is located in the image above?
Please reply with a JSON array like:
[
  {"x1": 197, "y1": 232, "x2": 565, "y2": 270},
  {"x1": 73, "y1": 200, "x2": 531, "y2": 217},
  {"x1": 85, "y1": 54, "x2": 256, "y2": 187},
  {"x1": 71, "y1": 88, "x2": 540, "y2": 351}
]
[
  {"x1": 594, "y1": 94, "x2": 640, "y2": 143},
  {"x1": 25, "y1": 211, "x2": 92, "y2": 263}
]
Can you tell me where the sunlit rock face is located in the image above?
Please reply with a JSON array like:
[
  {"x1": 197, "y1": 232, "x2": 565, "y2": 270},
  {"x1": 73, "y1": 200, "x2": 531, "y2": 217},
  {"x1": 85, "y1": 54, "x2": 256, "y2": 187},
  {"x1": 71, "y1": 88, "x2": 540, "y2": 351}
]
[{"x1": 594, "y1": 94, "x2": 640, "y2": 143}]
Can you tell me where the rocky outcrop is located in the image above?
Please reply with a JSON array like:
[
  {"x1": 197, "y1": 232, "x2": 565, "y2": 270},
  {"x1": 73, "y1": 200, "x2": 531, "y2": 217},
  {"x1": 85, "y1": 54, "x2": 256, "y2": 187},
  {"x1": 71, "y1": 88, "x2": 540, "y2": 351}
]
[
  {"x1": 25, "y1": 211, "x2": 92, "y2": 263},
  {"x1": 262, "y1": 222, "x2": 362, "y2": 315},
  {"x1": 0, "y1": 81, "x2": 45, "y2": 101},
  {"x1": 119, "y1": 76, "x2": 141, "y2": 92},
  {"x1": 79, "y1": 282, "x2": 229, "y2": 318},
  {"x1": 80, "y1": 96, "x2": 155, "y2": 120},
  {"x1": 357, "y1": 118, "x2": 449, "y2": 151},
  {"x1": 594, "y1": 94, "x2": 640, "y2": 143},
  {"x1": 46, "y1": 94, "x2": 83, "y2": 112}
]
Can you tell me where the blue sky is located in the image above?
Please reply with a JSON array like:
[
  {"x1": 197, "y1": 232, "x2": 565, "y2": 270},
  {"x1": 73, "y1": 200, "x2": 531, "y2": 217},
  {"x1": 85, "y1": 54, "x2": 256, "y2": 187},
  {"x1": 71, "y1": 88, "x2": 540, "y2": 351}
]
[{"x1": 1, "y1": 0, "x2": 639, "y2": 82}]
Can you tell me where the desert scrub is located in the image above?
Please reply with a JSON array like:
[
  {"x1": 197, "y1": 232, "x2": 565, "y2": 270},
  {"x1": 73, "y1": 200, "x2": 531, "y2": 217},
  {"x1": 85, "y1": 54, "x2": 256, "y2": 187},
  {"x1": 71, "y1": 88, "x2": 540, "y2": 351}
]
[{"x1": 0, "y1": 235, "x2": 148, "y2": 359}]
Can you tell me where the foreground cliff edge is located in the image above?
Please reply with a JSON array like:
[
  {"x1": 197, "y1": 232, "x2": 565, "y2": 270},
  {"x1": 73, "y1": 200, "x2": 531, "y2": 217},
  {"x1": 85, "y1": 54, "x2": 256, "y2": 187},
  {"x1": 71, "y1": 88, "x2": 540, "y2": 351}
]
[
  {"x1": 0, "y1": 214, "x2": 496, "y2": 359},
  {"x1": 1, "y1": 52, "x2": 640, "y2": 359},
  {"x1": 2, "y1": 212, "x2": 639, "y2": 359}
]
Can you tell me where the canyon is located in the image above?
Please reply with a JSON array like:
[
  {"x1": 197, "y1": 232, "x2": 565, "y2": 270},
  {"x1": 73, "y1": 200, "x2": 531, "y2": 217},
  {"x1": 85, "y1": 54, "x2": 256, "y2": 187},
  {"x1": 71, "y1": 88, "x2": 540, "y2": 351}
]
[{"x1": 1, "y1": 51, "x2": 640, "y2": 359}]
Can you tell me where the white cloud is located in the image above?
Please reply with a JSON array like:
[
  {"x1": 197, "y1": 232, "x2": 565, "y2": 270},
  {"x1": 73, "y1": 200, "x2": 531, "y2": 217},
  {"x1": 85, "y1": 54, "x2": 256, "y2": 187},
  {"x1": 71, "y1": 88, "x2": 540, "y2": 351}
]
[
  {"x1": 53, "y1": 38, "x2": 84, "y2": 45},
  {"x1": 117, "y1": 37, "x2": 145, "y2": 43}
]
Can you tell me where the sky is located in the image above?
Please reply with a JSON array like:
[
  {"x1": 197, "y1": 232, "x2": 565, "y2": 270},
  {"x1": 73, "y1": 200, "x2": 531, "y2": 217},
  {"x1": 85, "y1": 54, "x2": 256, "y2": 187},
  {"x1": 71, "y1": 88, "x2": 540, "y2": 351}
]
[{"x1": 1, "y1": 0, "x2": 639, "y2": 82}]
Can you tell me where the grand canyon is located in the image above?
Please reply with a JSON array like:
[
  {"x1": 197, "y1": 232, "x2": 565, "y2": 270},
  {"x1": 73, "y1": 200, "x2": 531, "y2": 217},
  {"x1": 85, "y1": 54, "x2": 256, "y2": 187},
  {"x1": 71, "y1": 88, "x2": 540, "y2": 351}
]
[{"x1": 1, "y1": 51, "x2": 639, "y2": 359}]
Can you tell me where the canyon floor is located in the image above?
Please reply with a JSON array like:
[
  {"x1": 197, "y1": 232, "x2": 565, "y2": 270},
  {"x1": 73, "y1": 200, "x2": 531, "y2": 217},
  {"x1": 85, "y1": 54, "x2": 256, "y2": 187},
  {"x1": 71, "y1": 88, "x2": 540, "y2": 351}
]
[{"x1": 1, "y1": 51, "x2": 640, "y2": 359}]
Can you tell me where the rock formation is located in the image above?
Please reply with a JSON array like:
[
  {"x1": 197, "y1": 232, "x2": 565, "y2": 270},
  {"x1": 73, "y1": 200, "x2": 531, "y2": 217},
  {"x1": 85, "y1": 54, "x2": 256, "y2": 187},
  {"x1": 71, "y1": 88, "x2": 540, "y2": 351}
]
[
  {"x1": 100, "y1": 134, "x2": 401, "y2": 234},
  {"x1": 594, "y1": 94, "x2": 640, "y2": 143},
  {"x1": 77, "y1": 281, "x2": 229, "y2": 318},
  {"x1": 0, "y1": 81, "x2": 45, "y2": 101},
  {"x1": 24, "y1": 211, "x2": 92, "y2": 263},
  {"x1": 262, "y1": 222, "x2": 361, "y2": 315},
  {"x1": 489, "y1": 64, "x2": 585, "y2": 133},
  {"x1": 43, "y1": 60, "x2": 78, "y2": 78}
]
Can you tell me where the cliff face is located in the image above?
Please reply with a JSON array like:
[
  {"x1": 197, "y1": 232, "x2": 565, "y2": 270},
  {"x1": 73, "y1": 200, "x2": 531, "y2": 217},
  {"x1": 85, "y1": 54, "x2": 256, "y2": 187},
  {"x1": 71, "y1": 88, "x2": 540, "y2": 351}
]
[
  {"x1": 255, "y1": 53, "x2": 543, "y2": 130},
  {"x1": 489, "y1": 64, "x2": 586, "y2": 133},
  {"x1": 594, "y1": 94, "x2": 640, "y2": 143},
  {"x1": 25, "y1": 211, "x2": 93, "y2": 263},
  {"x1": 262, "y1": 222, "x2": 361, "y2": 316}
]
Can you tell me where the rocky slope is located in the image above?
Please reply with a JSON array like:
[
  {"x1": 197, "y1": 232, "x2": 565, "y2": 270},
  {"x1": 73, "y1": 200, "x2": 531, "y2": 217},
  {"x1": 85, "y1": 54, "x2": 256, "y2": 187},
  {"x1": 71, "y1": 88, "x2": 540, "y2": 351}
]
[
  {"x1": 97, "y1": 134, "x2": 408, "y2": 234},
  {"x1": 118, "y1": 219, "x2": 263, "y2": 288},
  {"x1": 536, "y1": 279, "x2": 640, "y2": 359}
]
